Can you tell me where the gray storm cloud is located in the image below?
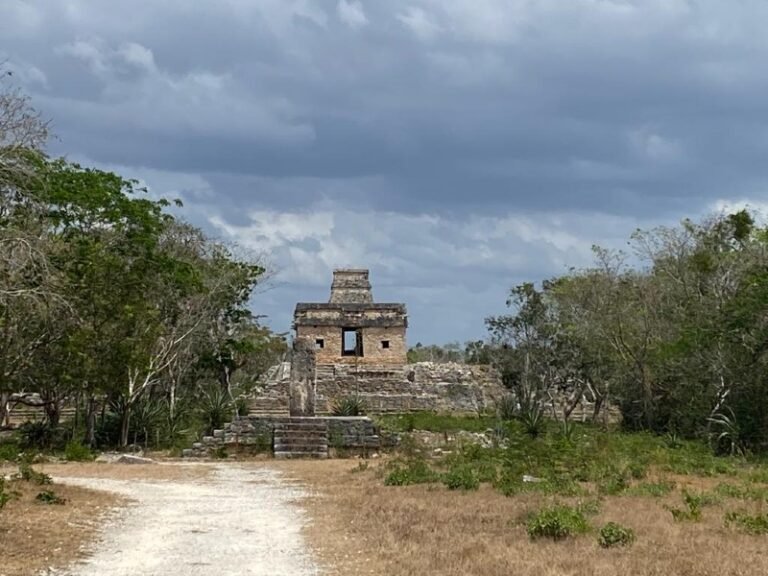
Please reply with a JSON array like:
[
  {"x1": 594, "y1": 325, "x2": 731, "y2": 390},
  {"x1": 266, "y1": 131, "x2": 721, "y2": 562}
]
[{"x1": 2, "y1": 0, "x2": 767, "y2": 342}]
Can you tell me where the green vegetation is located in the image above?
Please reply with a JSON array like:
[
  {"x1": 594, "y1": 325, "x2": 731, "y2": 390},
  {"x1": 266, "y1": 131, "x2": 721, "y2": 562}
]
[
  {"x1": 626, "y1": 481, "x2": 676, "y2": 498},
  {"x1": 725, "y1": 511, "x2": 768, "y2": 535},
  {"x1": 384, "y1": 459, "x2": 440, "y2": 486},
  {"x1": 35, "y1": 490, "x2": 66, "y2": 505},
  {"x1": 442, "y1": 463, "x2": 480, "y2": 491},
  {"x1": 0, "y1": 477, "x2": 17, "y2": 510},
  {"x1": 664, "y1": 490, "x2": 721, "y2": 523},
  {"x1": 486, "y1": 211, "x2": 768, "y2": 456},
  {"x1": 17, "y1": 462, "x2": 53, "y2": 486},
  {"x1": 64, "y1": 442, "x2": 95, "y2": 462},
  {"x1": 598, "y1": 522, "x2": 635, "y2": 548},
  {"x1": 331, "y1": 395, "x2": 367, "y2": 417},
  {"x1": 377, "y1": 412, "x2": 498, "y2": 433},
  {"x1": 0, "y1": 83, "x2": 286, "y2": 451},
  {"x1": 526, "y1": 505, "x2": 590, "y2": 540},
  {"x1": 377, "y1": 413, "x2": 768, "y2": 505}
]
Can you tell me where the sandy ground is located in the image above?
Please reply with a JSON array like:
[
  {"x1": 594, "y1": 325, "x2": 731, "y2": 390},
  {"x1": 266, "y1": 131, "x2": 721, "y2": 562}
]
[{"x1": 45, "y1": 464, "x2": 320, "y2": 576}]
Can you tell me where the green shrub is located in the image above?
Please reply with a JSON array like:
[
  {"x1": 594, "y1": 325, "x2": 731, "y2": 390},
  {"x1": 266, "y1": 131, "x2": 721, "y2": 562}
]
[
  {"x1": 496, "y1": 395, "x2": 517, "y2": 421},
  {"x1": 715, "y1": 482, "x2": 768, "y2": 502},
  {"x1": 17, "y1": 462, "x2": 53, "y2": 486},
  {"x1": 64, "y1": 442, "x2": 95, "y2": 462},
  {"x1": 442, "y1": 465, "x2": 480, "y2": 491},
  {"x1": 596, "y1": 468, "x2": 629, "y2": 496},
  {"x1": 665, "y1": 490, "x2": 717, "y2": 522},
  {"x1": 235, "y1": 397, "x2": 250, "y2": 417},
  {"x1": 577, "y1": 499, "x2": 603, "y2": 517},
  {"x1": 18, "y1": 421, "x2": 67, "y2": 450},
  {"x1": 384, "y1": 459, "x2": 439, "y2": 486},
  {"x1": 0, "y1": 441, "x2": 21, "y2": 462},
  {"x1": 598, "y1": 522, "x2": 635, "y2": 548},
  {"x1": 725, "y1": 511, "x2": 768, "y2": 535},
  {"x1": 35, "y1": 490, "x2": 66, "y2": 505},
  {"x1": 526, "y1": 505, "x2": 590, "y2": 541},
  {"x1": 331, "y1": 396, "x2": 367, "y2": 417},
  {"x1": 628, "y1": 461, "x2": 648, "y2": 480},
  {"x1": 0, "y1": 477, "x2": 19, "y2": 510}
]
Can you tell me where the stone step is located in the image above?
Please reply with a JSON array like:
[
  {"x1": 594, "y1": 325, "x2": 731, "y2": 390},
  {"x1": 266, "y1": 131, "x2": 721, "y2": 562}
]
[
  {"x1": 275, "y1": 431, "x2": 327, "y2": 438},
  {"x1": 274, "y1": 451, "x2": 328, "y2": 460},
  {"x1": 274, "y1": 442, "x2": 328, "y2": 452},
  {"x1": 274, "y1": 422, "x2": 328, "y2": 431},
  {"x1": 273, "y1": 432, "x2": 327, "y2": 441}
]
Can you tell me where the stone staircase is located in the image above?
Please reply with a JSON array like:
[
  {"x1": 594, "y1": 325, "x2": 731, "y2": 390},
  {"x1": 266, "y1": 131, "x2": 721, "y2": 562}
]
[
  {"x1": 273, "y1": 419, "x2": 329, "y2": 459},
  {"x1": 248, "y1": 396, "x2": 290, "y2": 416}
]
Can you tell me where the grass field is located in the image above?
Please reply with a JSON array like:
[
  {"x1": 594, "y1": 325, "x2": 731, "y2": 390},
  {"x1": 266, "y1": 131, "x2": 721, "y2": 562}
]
[
  {"x1": 278, "y1": 415, "x2": 768, "y2": 576},
  {"x1": 4, "y1": 415, "x2": 768, "y2": 575}
]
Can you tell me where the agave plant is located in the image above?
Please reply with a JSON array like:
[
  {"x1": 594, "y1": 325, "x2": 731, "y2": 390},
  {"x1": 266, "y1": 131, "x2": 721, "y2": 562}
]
[
  {"x1": 496, "y1": 394, "x2": 518, "y2": 421},
  {"x1": 331, "y1": 395, "x2": 367, "y2": 416},
  {"x1": 518, "y1": 388, "x2": 545, "y2": 438},
  {"x1": 707, "y1": 407, "x2": 747, "y2": 457}
]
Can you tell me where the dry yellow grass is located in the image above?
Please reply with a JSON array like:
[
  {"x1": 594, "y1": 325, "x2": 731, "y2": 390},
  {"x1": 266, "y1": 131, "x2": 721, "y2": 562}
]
[
  {"x1": 34, "y1": 461, "x2": 214, "y2": 482},
  {"x1": 274, "y1": 459, "x2": 768, "y2": 576},
  {"x1": 0, "y1": 461, "x2": 212, "y2": 576},
  {"x1": 0, "y1": 478, "x2": 122, "y2": 576}
]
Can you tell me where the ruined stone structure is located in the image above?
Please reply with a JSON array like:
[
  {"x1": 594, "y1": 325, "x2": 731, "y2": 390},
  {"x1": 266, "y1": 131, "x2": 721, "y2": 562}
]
[
  {"x1": 184, "y1": 268, "x2": 509, "y2": 459},
  {"x1": 293, "y1": 269, "x2": 408, "y2": 366}
]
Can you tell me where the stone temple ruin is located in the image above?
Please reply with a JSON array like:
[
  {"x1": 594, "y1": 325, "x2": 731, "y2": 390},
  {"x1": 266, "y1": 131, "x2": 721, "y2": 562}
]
[
  {"x1": 294, "y1": 268, "x2": 408, "y2": 367},
  {"x1": 185, "y1": 269, "x2": 507, "y2": 458}
]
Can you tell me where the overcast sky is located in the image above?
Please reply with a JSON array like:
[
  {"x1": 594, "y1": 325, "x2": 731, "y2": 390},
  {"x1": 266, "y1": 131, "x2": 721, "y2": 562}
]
[{"x1": 3, "y1": 0, "x2": 768, "y2": 344}]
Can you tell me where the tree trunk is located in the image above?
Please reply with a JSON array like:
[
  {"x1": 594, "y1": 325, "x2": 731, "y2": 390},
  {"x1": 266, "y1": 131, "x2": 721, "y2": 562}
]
[
  {"x1": 0, "y1": 392, "x2": 9, "y2": 428},
  {"x1": 120, "y1": 405, "x2": 131, "y2": 448},
  {"x1": 85, "y1": 395, "x2": 97, "y2": 448},
  {"x1": 43, "y1": 391, "x2": 60, "y2": 428}
]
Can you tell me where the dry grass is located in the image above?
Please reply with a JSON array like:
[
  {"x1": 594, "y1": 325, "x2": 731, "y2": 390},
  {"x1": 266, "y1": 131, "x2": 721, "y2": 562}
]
[
  {"x1": 0, "y1": 477, "x2": 122, "y2": 576},
  {"x1": 275, "y1": 459, "x2": 768, "y2": 576},
  {"x1": 0, "y1": 461, "x2": 212, "y2": 576},
  {"x1": 34, "y1": 461, "x2": 214, "y2": 482}
]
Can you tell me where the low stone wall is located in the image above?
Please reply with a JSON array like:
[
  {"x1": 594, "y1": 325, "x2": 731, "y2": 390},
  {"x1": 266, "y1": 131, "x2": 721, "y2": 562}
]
[
  {"x1": 314, "y1": 362, "x2": 507, "y2": 415},
  {"x1": 182, "y1": 415, "x2": 380, "y2": 458}
]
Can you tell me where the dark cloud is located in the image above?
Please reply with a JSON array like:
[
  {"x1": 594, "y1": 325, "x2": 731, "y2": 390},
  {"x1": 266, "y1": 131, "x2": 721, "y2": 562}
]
[{"x1": 3, "y1": 0, "x2": 768, "y2": 342}]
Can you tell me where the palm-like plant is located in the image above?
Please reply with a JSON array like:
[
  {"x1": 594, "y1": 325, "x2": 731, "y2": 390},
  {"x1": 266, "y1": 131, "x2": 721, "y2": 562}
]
[{"x1": 707, "y1": 407, "x2": 746, "y2": 457}]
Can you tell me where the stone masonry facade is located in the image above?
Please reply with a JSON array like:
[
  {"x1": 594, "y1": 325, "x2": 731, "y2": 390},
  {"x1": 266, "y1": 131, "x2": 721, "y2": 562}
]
[{"x1": 293, "y1": 269, "x2": 408, "y2": 366}]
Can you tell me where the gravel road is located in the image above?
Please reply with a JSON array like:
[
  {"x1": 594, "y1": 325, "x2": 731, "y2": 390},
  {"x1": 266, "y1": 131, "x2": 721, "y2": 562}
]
[{"x1": 48, "y1": 465, "x2": 320, "y2": 576}]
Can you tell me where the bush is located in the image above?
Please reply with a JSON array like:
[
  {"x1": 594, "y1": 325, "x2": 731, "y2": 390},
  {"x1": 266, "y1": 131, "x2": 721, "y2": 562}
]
[
  {"x1": 665, "y1": 490, "x2": 717, "y2": 522},
  {"x1": 235, "y1": 397, "x2": 250, "y2": 418},
  {"x1": 0, "y1": 441, "x2": 21, "y2": 462},
  {"x1": 35, "y1": 490, "x2": 66, "y2": 505},
  {"x1": 442, "y1": 464, "x2": 480, "y2": 491},
  {"x1": 496, "y1": 395, "x2": 517, "y2": 421},
  {"x1": 526, "y1": 505, "x2": 590, "y2": 540},
  {"x1": 331, "y1": 396, "x2": 367, "y2": 417},
  {"x1": 628, "y1": 461, "x2": 648, "y2": 480},
  {"x1": 0, "y1": 477, "x2": 19, "y2": 510},
  {"x1": 18, "y1": 421, "x2": 67, "y2": 450},
  {"x1": 385, "y1": 459, "x2": 439, "y2": 486},
  {"x1": 596, "y1": 467, "x2": 629, "y2": 496},
  {"x1": 17, "y1": 462, "x2": 53, "y2": 486},
  {"x1": 598, "y1": 522, "x2": 635, "y2": 548},
  {"x1": 64, "y1": 441, "x2": 95, "y2": 462},
  {"x1": 725, "y1": 511, "x2": 768, "y2": 535}
]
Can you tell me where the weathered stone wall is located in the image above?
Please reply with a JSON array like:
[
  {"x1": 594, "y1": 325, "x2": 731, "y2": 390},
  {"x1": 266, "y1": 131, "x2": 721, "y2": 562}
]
[
  {"x1": 182, "y1": 415, "x2": 379, "y2": 457},
  {"x1": 295, "y1": 325, "x2": 406, "y2": 365},
  {"x1": 315, "y1": 362, "x2": 507, "y2": 414},
  {"x1": 329, "y1": 269, "x2": 373, "y2": 304},
  {"x1": 251, "y1": 358, "x2": 615, "y2": 422}
]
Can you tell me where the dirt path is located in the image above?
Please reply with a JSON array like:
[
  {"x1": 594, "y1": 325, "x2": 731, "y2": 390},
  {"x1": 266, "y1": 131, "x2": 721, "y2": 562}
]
[{"x1": 47, "y1": 464, "x2": 320, "y2": 576}]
